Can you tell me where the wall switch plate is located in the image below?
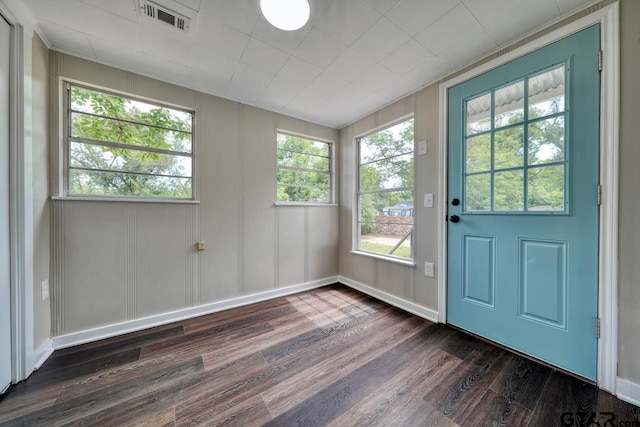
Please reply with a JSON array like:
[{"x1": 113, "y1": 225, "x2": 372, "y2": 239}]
[
  {"x1": 418, "y1": 140, "x2": 427, "y2": 155},
  {"x1": 424, "y1": 262, "x2": 434, "y2": 277},
  {"x1": 424, "y1": 193, "x2": 434, "y2": 208},
  {"x1": 41, "y1": 280, "x2": 49, "y2": 301},
  {"x1": 197, "y1": 241, "x2": 207, "y2": 250}
]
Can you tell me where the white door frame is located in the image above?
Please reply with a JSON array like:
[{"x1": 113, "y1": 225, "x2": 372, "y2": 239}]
[
  {"x1": 437, "y1": 3, "x2": 619, "y2": 392},
  {"x1": 0, "y1": 0, "x2": 34, "y2": 384}
]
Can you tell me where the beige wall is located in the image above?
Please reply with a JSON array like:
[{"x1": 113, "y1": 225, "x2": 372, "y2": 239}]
[
  {"x1": 339, "y1": 0, "x2": 640, "y2": 385},
  {"x1": 617, "y1": 0, "x2": 640, "y2": 383},
  {"x1": 32, "y1": 33, "x2": 50, "y2": 352},
  {"x1": 49, "y1": 53, "x2": 338, "y2": 335}
]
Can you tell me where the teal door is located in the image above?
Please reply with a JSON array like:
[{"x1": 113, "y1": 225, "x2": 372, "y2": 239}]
[{"x1": 447, "y1": 26, "x2": 600, "y2": 380}]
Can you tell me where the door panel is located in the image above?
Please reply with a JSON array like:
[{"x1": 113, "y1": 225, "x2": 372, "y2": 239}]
[
  {"x1": 1, "y1": 15, "x2": 12, "y2": 392},
  {"x1": 447, "y1": 26, "x2": 600, "y2": 380}
]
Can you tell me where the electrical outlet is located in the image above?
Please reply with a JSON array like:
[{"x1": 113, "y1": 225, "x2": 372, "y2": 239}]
[
  {"x1": 418, "y1": 140, "x2": 428, "y2": 155},
  {"x1": 41, "y1": 280, "x2": 49, "y2": 301},
  {"x1": 197, "y1": 241, "x2": 207, "y2": 250},
  {"x1": 424, "y1": 262, "x2": 434, "y2": 277}
]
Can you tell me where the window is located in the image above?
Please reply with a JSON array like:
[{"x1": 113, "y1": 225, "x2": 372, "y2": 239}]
[
  {"x1": 66, "y1": 83, "x2": 194, "y2": 199},
  {"x1": 464, "y1": 65, "x2": 567, "y2": 213},
  {"x1": 357, "y1": 117, "x2": 414, "y2": 261},
  {"x1": 276, "y1": 132, "x2": 333, "y2": 204}
]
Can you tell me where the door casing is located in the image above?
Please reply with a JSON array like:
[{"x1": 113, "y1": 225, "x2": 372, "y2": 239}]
[{"x1": 437, "y1": 3, "x2": 620, "y2": 392}]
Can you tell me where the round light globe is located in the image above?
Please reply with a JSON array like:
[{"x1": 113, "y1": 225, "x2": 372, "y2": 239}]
[{"x1": 260, "y1": 0, "x2": 310, "y2": 31}]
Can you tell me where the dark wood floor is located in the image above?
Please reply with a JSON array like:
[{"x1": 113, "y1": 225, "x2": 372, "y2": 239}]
[{"x1": 1, "y1": 284, "x2": 638, "y2": 426}]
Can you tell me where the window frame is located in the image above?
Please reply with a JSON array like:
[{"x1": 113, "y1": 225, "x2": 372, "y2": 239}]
[
  {"x1": 61, "y1": 80, "x2": 196, "y2": 202},
  {"x1": 353, "y1": 115, "x2": 416, "y2": 264},
  {"x1": 275, "y1": 129, "x2": 336, "y2": 206}
]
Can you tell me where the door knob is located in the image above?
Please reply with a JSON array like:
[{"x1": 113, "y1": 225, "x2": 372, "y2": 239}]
[
  {"x1": 449, "y1": 215, "x2": 460, "y2": 223},
  {"x1": 451, "y1": 198, "x2": 460, "y2": 206}
]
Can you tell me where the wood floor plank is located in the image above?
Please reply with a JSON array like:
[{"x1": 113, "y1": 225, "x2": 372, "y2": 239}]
[
  {"x1": 1, "y1": 285, "x2": 637, "y2": 426},
  {"x1": 3, "y1": 357, "x2": 204, "y2": 427},
  {"x1": 527, "y1": 370, "x2": 598, "y2": 427},
  {"x1": 264, "y1": 323, "x2": 451, "y2": 426},
  {"x1": 3, "y1": 347, "x2": 141, "y2": 397},
  {"x1": 48, "y1": 325, "x2": 184, "y2": 362},
  {"x1": 327, "y1": 348, "x2": 460, "y2": 427},
  {"x1": 489, "y1": 355, "x2": 552, "y2": 410},
  {"x1": 597, "y1": 389, "x2": 640, "y2": 425},
  {"x1": 423, "y1": 341, "x2": 513, "y2": 424},
  {"x1": 261, "y1": 309, "x2": 431, "y2": 417},
  {"x1": 460, "y1": 389, "x2": 532, "y2": 427},
  {"x1": 176, "y1": 394, "x2": 271, "y2": 426}
]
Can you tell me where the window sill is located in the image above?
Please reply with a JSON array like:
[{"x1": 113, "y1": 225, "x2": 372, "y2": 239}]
[
  {"x1": 274, "y1": 202, "x2": 338, "y2": 207},
  {"x1": 350, "y1": 250, "x2": 416, "y2": 267},
  {"x1": 52, "y1": 196, "x2": 200, "y2": 204}
]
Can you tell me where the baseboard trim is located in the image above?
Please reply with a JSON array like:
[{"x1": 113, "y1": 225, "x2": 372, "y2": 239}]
[
  {"x1": 53, "y1": 276, "x2": 339, "y2": 350},
  {"x1": 33, "y1": 339, "x2": 54, "y2": 370},
  {"x1": 338, "y1": 275, "x2": 439, "y2": 323},
  {"x1": 616, "y1": 378, "x2": 640, "y2": 407}
]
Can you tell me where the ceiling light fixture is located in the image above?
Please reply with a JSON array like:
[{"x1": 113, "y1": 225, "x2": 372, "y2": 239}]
[{"x1": 260, "y1": 0, "x2": 310, "y2": 31}]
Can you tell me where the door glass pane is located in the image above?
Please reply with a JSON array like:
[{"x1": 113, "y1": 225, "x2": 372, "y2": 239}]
[
  {"x1": 528, "y1": 165, "x2": 565, "y2": 211},
  {"x1": 466, "y1": 173, "x2": 491, "y2": 211},
  {"x1": 528, "y1": 116, "x2": 565, "y2": 165},
  {"x1": 529, "y1": 66, "x2": 565, "y2": 118},
  {"x1": 494, "y1": 170, "x2": 524, "y2": 211},
  {"x1": 494, "y1": 126, "x2": 524, "y2": 170},
  {"x1": 466, "y1": 134, "x2": 491, "y2": 173},
  {"x1": 466, "y1": 93, "x2": 491, "y2": 135},
  {"x1": 494, "y1": 81, "x2": 524, "y2": 128}
]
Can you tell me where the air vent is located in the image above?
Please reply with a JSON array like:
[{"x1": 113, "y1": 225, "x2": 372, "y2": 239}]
[{"x1": 139, "y1": 0, "x2": 191, "y2": 32}]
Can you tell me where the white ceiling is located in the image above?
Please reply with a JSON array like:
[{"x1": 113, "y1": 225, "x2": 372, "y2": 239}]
[{"x1": 19, "y1": 0, "x2": 590, "y2": 128}]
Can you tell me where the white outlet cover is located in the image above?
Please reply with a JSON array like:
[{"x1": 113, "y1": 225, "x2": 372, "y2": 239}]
[
  {"x1": 41, "y1": 280, "x2": 49, "y2": 300},
  {"x1": 424, "y1": 262, "x2": 434, "y2": 277},
  {"x1": 418, "y1": 140, "x2": 427, "y2": 155},
  {"x1": 424, "y1": 193, "x2": 434, "y2": 208}
]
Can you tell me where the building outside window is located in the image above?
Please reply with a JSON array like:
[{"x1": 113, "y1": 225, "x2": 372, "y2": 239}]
[
  {"x1": 356, "y1": 117, "x2": 414, "y2": 261},
  {"x1": 66, "y1": 83, "x2": 194, "y2": 199}
]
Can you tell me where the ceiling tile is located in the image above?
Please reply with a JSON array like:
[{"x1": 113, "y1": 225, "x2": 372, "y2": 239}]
[
  {"x1": 144, "y1": 53, "x2": 192, "y2": 86},
  {"x1": 257, "y1": 77, "x2": 302, "y2": 111},
  {"x1": 461, "y1": 0, "x2": 526, "y2": 27},
  {"x1": 326, "y1": 48, "x2": 376, "y2": 82},
  {"x1": 195, "y1": 21, "x2": 250, "y2": 61},
  {"x1": 189, "y1": 69, "x2": 230, "y2": 96},
  {"x1": 307, "y1": 0, "x2": 336, "y2": 26},
  {"x1": 436, "y1": 28, "x2": 497, "y2": 68},
  {"x1": 75, "y1": 1, "x2": 143, "y2": 51},
  {"x1": 331, "y1": 83, "x2": 370, "y2": 105},
  {"x1": 415, "y1": 4, "x2": 485, "y2": 55},
  {"x1": 380, "y1": 39, "x2": 434, "y2": 76},
  {"x1": 187, "y1": 48, "x2": 238, "y2": 80},
  {"x1": 351, "y1": 17, "x2": 410, "y2": 63},
  {"x1": 199, "y1": 0, "x2": 260, "y2": 35},
  {"x1": 556, "y1": 0, "x2": 591, "y2": 14},
  {"x1": 241, "y1": 38, "x2": 290, "y2": 76},
  {"x1": 225, "y1": 63, "x2": 274, "y2": 102},
  {"x1": 175, "y1": 0, "x2": 202, "y2": 12},
  {"x1": 480, "y1": 0, "x2": 560, "y2": 45},
  {"x1": 21, "y1": 0, "x2": 80, "y2": 29},
  {"x1": 276, "y1": 57, "x2": 323, "y2": 87},
  {"x1": 386, "y1": 0, "x2": 461, "y2": 37},
  {"x1": 354, "y1": 64, "x2": 402, "y2": 93},
  {"x1": 251, "y1": 16, "x2": 311, "y2": 54},
  {"x1": 38, "y1": 21, "x2": 96, "y2": 59},
  {"x1": 293, "y1": 29, "x2": 348, "y2": 70},
  {"x1": 141, "y1": 27, "x2": 197, "y2": 68},
  {"x1": 88, "y1": 36, "x2": 146, "y2": 73},
  {"x1": 364, "y1": 0, "x2": 401, "y2": 14},
  {"x1": 78, "y1": 0, "x2": 138, "y2": 23},
  {"x1": 402, "y1": 56, "x2": 449, "y2": 86},
  {"x1": 314, "y1": 0, "x2": 382, "y2": 46}
]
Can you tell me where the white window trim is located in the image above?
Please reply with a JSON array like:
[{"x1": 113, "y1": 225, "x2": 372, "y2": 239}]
[
  {"x1": 353, "y1": 114, "x2": 416, "y2": 264},
  {"x1": 275, "y1": 129, "x2": 335, "y2": 206},
  {"x1": 438, "y1": 3, "x2": 619, "y2": 393},
  {"x1": 58, "y1": 79, "x2": 197, "y2": 202}
]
